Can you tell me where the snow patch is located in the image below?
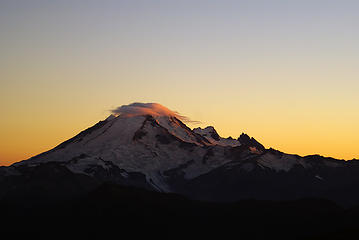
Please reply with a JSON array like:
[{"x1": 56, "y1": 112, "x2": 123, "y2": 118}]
[
  {"x1": 315, "y1": 175, "x2": 324, "y2": 180},
  {"x1": 257, "y1": 153, "x2": 308, "y2": 172},
  {"x1": 193, "y1": 126, "x2": 241, "y2": 147}
]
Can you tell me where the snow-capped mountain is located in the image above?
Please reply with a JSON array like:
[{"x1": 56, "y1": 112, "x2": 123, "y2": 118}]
[
  {"x1": 2, "y1": 103, "x2": 359, "y2": 206},
  {"x1": 13, "y1": 113, "x2": 239, "y2": 190}
]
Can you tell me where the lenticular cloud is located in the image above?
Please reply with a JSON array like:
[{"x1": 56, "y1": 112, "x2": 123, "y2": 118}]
[{"x1": 110, "y1": 103, "x2": 199, "y2": 123}]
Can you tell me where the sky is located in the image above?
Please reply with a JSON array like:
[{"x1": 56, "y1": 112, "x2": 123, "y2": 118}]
[{"x1": 1, "y1": 0, "x2": 358, "y2": 166}]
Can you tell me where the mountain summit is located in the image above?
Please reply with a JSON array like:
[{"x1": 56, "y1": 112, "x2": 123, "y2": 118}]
[
  {"x1": 2, "y1": 102, "x2": 359, "y2": 206},
  {"x1": 13, "y1": 103, "x2": 244, "y2": 191}
]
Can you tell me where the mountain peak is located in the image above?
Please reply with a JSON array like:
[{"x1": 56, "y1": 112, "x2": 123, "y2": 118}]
[
  {"x1": 193, "y1": 126, "x2": 220, "y2": 141},
  {"x1": 193, "y1": 126, "x2": 240, "y2": 147},
  {"x1": 238, "y1": 133, "x2": 265, "y2": 152}
]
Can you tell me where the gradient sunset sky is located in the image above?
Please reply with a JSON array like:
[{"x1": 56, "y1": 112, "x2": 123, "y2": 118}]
[{"x1": 1, "y1": 0, "x2": 358, "y2": 166}]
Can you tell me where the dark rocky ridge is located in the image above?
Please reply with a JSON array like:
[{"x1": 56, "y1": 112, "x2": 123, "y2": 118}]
[
  {"x1": 238, "y1": 132, "x2": 265, "y2": 151},
  {"x1": 2, "y1": 182, "x2": 359, "y2": 239}
]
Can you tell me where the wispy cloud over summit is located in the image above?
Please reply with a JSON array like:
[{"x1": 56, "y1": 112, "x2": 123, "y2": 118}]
[{"x1": 110, "y1": 102, "x2": 200, "y2": 123}]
